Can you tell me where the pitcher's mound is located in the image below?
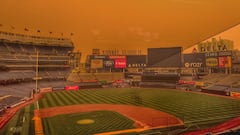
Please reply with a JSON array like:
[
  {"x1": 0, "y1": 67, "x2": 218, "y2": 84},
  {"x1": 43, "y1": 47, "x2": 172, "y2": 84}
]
[{"x1": 77, "y1": 119, "x2": 95, "y2": 125}]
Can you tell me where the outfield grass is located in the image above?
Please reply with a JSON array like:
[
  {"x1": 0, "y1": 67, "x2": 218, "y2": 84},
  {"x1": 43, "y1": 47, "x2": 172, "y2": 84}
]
[{"x1": 42, "y1": 111, "x2": 135, "y2": 135}]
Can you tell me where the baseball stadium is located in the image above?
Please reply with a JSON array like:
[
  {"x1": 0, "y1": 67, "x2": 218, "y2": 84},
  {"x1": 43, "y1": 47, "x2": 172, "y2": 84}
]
[{"x1": 1, "y1": 1, "x2": 240, "y2": 135}]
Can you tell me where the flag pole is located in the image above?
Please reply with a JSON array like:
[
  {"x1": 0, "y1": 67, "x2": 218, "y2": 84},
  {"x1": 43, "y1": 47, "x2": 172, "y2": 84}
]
[
  {"x1": 35, "y1": 51, "x2": 39, "y2": 92},
  {"x1": 35, "y1": 51, "x2": 40, "y2": 110}
]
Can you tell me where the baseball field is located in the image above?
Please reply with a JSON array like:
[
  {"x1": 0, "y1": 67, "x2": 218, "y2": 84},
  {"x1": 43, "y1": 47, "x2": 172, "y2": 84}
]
[{"x1": 1, "y1": 88, "x2": 240, "y2": 135}]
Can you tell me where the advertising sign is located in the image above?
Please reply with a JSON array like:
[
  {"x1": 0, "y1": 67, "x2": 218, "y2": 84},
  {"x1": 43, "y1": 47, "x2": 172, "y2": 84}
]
[
  {"x1": 90, "y1": 55, "x2": 107, "y2": 59},
  {"x1": 40, "y1": 87, "x2": 52, "y2": 93},
  {"x1": 52, "y1": 87, "x2": 64, "y2": 91},
  {"x1": 206, "y1": 57, "x2": 218, "y2": 67},
  {"x1": 127, "y1": 55, "x2": 147, "y2": 68},
  {"x1": 195, "y1": 81, "x2": 204, "y2": 87},
  {"x1": 230, "y1": 92, "x2": 240, "y2": 98},
  {"x1": 205, "y1": 51, "x2": 232, "y2": 57},
  {"x1": 183, "y1": 53, "x2": 205, "y2": 68},
  {"x1": 198, "y1": 38, "x2": 234, "y2": 52},
  {"x1": 104, "y1": 60, "x2": 114, "y2": 67},
  {"x1": 178, "y1": 80, "x2": 195, "y2": 85},
  {"x1": 114, "y1": 59, "x2": 126, "y2": 68},
  {"x1": 91, "y1": 59, "x2": 103, "y2": 69},
  {"x1": 218, "y1": 56, "x2": 232, "y2": 68},
  {"x1": 226, "y1": 56, "x2": 232, "y2": 68},
  {"x1": 128, "y1": 63, "x2": 147, "y2": 68},
  {"x1": 218, "y1": 51, "x2": 232, "y2": 56},
  {"x1": 109, "y1": 55, "x2": 126, "y2": 59},
  {"x1": 65, "y1": 86, "x2": 79, "y2": 90},
  {"x1": 184, "y1": 63, "x2": 203, "y2": 68}
]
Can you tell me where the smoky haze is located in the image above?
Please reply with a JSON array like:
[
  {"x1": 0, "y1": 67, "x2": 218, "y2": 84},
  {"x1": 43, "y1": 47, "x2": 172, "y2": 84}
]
[{"x1": 0, "y1": 0, "x2": 240, "y2": 58}]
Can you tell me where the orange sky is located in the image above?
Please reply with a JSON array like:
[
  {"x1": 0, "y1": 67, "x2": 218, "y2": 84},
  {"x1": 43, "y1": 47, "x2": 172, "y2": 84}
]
[
  {"x1": 0, "y1": 0, "x2": 240, "y2": 58},
  {"x1": 185, "y1": 24, "x2": 240, "y2": 53}
]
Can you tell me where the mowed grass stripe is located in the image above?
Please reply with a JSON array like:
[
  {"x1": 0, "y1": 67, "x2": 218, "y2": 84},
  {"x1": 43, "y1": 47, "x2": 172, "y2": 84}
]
[
  {"x1": 21, "y1": 105, "x2": 31, "y2": 135},
  {"x1": 79, "y1": 90, "x2": 128, "y2": 104},
  {"x1": 65, "y1": 91, "x2": 87, "y2": 104},
  {"x1": 54, "y1": 92, "x2": 71, "y2": 105},
  {"x1": 60, "y1": 91, "x2": 81, "y2": 104},
  {"x1": 80, "y1": 90, "x2": 105, "y2": 104},
  {"x1": 39, "y1": 98, "x2": 49, "y2": 108},
  {"x1": 82, "y1": 90, "x2": 133, "y2": 105},
  {"x1": 47, "y1": 93, "x2": 61, "y2": 106},
  {"x1": 71, "y1": 90, "x2": 96, "y2": 104},
  {"x1": 54, "y1": 91, "x2": 75, "y2": 105},
  {"x1": 142, "y1": 92, "x2": 239, "y2": 113},
  {"x1": 82, "y1": 90, "x2": 114, "y2": 104},
  {"x1": 147, "y1": 100, "x2": 240, "y2": 122},
  {"x1": 42, "y1": 119, "x2": 52, "y2": 135},
  {"x1": 44, "y1": 94, "x2": 57, "y2": 107},
  {"x1": 28, "y1": 104, "x2": 35, "y2": 134}
]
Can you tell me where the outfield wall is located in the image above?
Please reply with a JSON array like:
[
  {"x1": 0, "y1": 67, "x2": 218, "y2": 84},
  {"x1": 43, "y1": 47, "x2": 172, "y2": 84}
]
[{"x1": 68, "y1": 72, "x2": 124, "y2": 82}]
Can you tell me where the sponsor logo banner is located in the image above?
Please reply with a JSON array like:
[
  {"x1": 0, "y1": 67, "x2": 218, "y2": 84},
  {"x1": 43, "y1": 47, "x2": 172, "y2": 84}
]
[
  {"x1": 126, "y1": 55, "x2": 147, "y2": 67},
  {"x1": 109, "y1": 55, "x2": 126, "y2": 59},
  {"x1": 65, "y1": 86, "x2": 79, "y2": 90},
  {"x1": 40, "y1": 87, "x2": 52, "y2": 92},
  {"x1": 205, "y1": 51, "x2": 232, "y2": 57},
  {"x1": 127, "y1": 63, "x2": 146, "y2": 68},
  {"x1": 90, "y1": 55, "x2": 107, "y2": 59},
  {"x1": 52, "y1": 87, "x2": 64, "y2": 91},
  {"x1": 183, "y1": 53, "x2": 205, "y2": 67},
  {"x1": 195, "y1": 81, "x2": 204, "y2": 86},
  {"x1": 230, "y1": 92, "x2": 240, "y2": 98},
  {"x1": 104, "y1": 60, "x2": 114, "y2": 67},
  {"x1": 91, "y1": 59, "x2": 103, "y2": 69},
  {"x1": 115, "y1": 59, "x2": 126, "y2": 68},
  {"x1": 218, "y1": 51, "x2": 232, "y2": 56},
  {"x1": 206, "y1": 57, "x2": 218, "y2": 67},
  {"x1": 178, "y1": 80, "x2": 195, "y2": 85},
  {"x1": 184, "y1": 62, "x2": 203, "y2": 68},
  {"x1": 219, "y1": 56, "x2": 232, "y2": 68},
  {"x1": 198, "y1": 38, "x2": 234, "y2": 52}
]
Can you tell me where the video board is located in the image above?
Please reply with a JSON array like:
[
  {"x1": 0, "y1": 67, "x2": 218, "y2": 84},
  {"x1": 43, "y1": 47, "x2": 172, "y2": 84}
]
[
  {"x1": 147, "y1": 47, "x2": 182, "y2": 67},
  {"x1": 126, "y1": 55, "x2": 147, "y2": 68}
]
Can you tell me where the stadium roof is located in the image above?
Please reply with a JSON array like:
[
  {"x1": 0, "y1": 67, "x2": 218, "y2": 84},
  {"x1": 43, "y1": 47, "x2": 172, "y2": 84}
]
[{"x1": 0, "y1": 0, "x2": 240, "y2": 53}]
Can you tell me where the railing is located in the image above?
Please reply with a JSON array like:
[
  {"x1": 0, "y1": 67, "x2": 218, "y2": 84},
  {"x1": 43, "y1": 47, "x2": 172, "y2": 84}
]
[{"x1": 0, "y1": 31, "x2": 73, "y2": 47}]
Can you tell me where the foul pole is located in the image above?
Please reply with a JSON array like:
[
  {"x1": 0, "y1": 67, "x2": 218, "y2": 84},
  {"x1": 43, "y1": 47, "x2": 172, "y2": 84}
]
[{"x1": 35, "y1": 51, "x2": 39, "y2": 110}]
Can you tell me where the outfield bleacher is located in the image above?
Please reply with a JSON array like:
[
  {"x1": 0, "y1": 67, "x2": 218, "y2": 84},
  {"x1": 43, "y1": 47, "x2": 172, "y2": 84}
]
[
  {"x1": 216, "y1": 74, "x2": 240, "y2": 86},
  {"x1": 202, "y1": 73, "x2": 228, "y2": 85},
  {"x1": 200, "y1": 74, "x2": 240, "y2": 95}
]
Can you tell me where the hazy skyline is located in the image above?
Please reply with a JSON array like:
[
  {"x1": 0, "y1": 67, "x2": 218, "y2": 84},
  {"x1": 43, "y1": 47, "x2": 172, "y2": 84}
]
[{"x1": 1, "y1": 0, "x2": 240, "y2": 57}]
